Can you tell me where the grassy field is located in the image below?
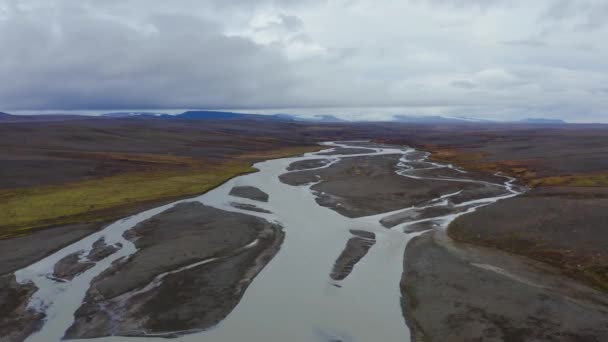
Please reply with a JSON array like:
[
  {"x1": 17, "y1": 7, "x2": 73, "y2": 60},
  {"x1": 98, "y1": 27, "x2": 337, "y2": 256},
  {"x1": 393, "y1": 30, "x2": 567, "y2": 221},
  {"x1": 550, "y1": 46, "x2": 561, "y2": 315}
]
[
  {"x1": 529, "y1": 173, "x2": 608, "y2": 187},
  {"x1": 426, "y1": 147, "x2": 608, "y2": 187},
  {"x1": 236, "y1": 145, "x2": 324, "y2": 161},
  {"x1": 0, "y1": 163, "x2": 254, "y2": 239},
  {"x1": 0, "y1": 146, "x2": 320, "y2": 239}
]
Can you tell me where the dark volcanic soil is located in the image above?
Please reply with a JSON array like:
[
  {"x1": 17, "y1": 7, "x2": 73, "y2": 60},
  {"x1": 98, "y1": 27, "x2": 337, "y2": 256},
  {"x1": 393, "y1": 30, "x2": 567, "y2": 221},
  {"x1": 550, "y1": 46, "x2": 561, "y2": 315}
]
[
  {"x1": 87, "y1": 237, "x2": 121, "y2": 262},
  {"x1": 287, "y1": 158, "x2": 331, "y2": 171},
  {"x1": 380, "y1": 205, "x2": 469, "y2": 228},
  {"x1": 52, "y1": 238, "x2": 120, "y2": 281},
  {"x1": 0, "y1": 222, "x2": 106, "y2": 275},
  {"x1": 330, "y1": 230, "x2": 376, "y2": 281},
  {"x1": 280, "y1": 154, "x2": 500, "y2": 217},
  {"x1": 0, "y1": 274, "x2": 44, "y2": 342},
  {"x1": 230, "y1": 202, "x2": 272, "y2": 213},
  {"x1": 384, "y1": 123, "x2": 608, "y2": 178},
  {"x1": 52, "y1": 251, "x2": 94, "y2": 281},
  {"x1": 317, "y1": 147, "x2": 375, "y2": 155},
  {"x1": 450, "y1": 186, "x2": 608, "y2": 291},
  {"x1": 229, "y1": 186, "x2": 269, "y2": 202},
  {"x1": 65, "y1": 202, "x2": 283, "y2": 339},
  {"x1": 0, "y1": 118, "x2": 351, "y2": 191},
  {"x1": 402, "y1": 231, "x2": 608, "y2": 341}
]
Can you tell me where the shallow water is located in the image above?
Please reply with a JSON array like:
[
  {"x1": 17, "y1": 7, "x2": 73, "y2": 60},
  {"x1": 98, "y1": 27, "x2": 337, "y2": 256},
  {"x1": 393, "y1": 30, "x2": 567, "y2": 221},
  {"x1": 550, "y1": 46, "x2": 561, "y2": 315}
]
[{"x1": 15, "y1": 141, "x2": 520, "y2": 342}]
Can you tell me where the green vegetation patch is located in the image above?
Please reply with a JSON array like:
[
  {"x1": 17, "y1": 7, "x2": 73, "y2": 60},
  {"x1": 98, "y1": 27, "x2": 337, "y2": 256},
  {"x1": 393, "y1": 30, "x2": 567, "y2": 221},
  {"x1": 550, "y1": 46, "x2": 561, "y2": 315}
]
[
  {"x1": 0, "y1": 162, "x2": 256, "y2": 239},
  {"x1": 0, "y1": 145, "x2": 323, "y2": 239},
  {"x1": 236, "y1": 145, "x2": 324, "y2": 161}
]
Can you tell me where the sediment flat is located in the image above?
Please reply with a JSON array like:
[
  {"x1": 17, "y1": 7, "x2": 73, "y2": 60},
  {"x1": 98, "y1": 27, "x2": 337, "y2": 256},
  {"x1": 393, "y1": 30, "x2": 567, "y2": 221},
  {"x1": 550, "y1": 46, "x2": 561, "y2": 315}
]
[
  {"x1": 449, "y1": 186, "x2": 608, "y2": 291},
  {"x1": 286, "y1": 158, "x2": 330, "y2": 171},
  {"x1": 281, "y1": 154, "x2": 502, "y2": 217},
  {"x1": 52, "y1": 238, "x2": 121, "y2": 281},
  {"x1": 330, "y1": 230, "x2": 376, "y2": 281},
  {"x1": 230, "y1": 202, "x2": 272, "y2": 213},
  {"x1": 7, "y1": 139, "x2": 608, "y2": 342},
  {"x1": 65, "y1": 202, "x2": 283, "y2": 339},
  {"x1": 0, "y1": 274, "x2": 43, "y2": 342},
  {"x1": 402, "y1": 230, "x2": 608, "y2": 341},
  {"x1": 317, "y1": 147, "x2": 375, "y2": 155},
  {"x1": 229, "y1": 186, "x2": 269, "y2": 202},
  {"x1": 0, "y1": 222, "x2": 106, "y2": 275}
]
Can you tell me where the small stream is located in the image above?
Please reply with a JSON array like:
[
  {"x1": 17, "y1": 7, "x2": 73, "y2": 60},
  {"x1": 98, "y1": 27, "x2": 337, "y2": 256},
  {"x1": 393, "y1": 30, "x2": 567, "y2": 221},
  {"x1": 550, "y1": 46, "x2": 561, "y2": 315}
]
[{"x1": 15, "y1": 141, "x2": 521, "y2": 342}]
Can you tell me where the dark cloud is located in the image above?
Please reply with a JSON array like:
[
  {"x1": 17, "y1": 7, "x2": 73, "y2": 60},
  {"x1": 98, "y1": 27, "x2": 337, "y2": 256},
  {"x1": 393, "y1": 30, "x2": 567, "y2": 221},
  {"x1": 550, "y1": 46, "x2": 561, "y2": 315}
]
[
  {"x1": 540, "y1": 0, "x2": 608, "y2": 31},
  {"x1": 503, "y1": 38, "x2": 547, "y2": 47},
  {"x1": 0, "y1": 7, "x2": 297, "y2": 109},
  {"x1": 540, "y1": 0, "x2": 577, "y2": 21},
  {"x1": 278, "y1": 14, "x2": 304, "y2": 31},
  {"x1": 451, "y1": 80, "x2": 476, "y2": 89},
  {"x1": 1, "y1": 0, "x2": 607, "y2": 122}
]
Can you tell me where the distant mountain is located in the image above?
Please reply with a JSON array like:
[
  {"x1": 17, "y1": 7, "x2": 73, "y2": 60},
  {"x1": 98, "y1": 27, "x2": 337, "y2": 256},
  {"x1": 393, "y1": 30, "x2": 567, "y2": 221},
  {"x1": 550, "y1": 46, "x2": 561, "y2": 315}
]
[
  {"x1": 519, "y1": 118, "x2": 566, "y2": 124},
  {"x1": 179, "y1": 111, "x2": 255, "y2": 120},
  {"x1": 393, "y1": 115, "x2": 477, "y2": 124},
  {"x1": 101, "y1": 112, "x2": 170, "y2": 118},
  {"x1": 1, "y1": 110, "x2": 571, "y2": 125},
  {"x1": 176, "y1": 110, "x2": 293, "y2": 121},
  {"x1": 276, "y1": 114, "x2": 347, "y2": 122},
  {"x1": 101, "y1": 111, "x2": 348, "y2": 122},
  {"x1": 393, "y1": 115, "x2": 569, "y2": 125},
  {"x1": 0, "y1": 112, "x2": 90, "y2": 122},
  {"x1": 101, "y1": 110, "x2": 292, "y2": 121}
]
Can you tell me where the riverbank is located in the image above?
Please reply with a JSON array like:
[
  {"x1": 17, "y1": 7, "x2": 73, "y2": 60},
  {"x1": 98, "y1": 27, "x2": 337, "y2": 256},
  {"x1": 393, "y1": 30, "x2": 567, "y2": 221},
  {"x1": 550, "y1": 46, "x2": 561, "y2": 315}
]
[
  {"x1": 425, "y1": 142, "x2": 608, "y2": 293},
  {"x1": 11, "y1": 141, "x2": 422, "y2": 342},
  {"x1": 379, "y1": 127, "x2": 608, "y2": 294},
  {"x1": 65, "y1": 201, "x2": 284, "y2": 338},
  {"x1": 0, "y1": 145, "x2": 320, "y2": 239},
  {"x1": 402, "y1": 229, "x2": 608, "y2": 341},
  {"x1": 283, "y1": 142, "x2": 604, "y2": 340},
  {"x1": 0, "y1": 146, "x2": 318, "y2": 272},
  {"x1": 3, "y1": 123, "x2": 608, "y2": 341},
  {"x1": 0, "y1": 146, "x2": 317, "y2": 342},
  {"x1": 280, "y1": 147, "x2": 505, "y2": 218},
  {"x1": 449, "y1": 186, "x2": 608, "y2": 293}
]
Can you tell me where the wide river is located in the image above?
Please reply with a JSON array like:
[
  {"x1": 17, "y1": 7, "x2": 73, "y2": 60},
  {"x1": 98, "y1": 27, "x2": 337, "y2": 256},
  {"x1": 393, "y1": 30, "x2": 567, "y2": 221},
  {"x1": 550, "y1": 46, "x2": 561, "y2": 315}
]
[{"x1": 16, "y1": 141, "x2": 520, "y2": 342}]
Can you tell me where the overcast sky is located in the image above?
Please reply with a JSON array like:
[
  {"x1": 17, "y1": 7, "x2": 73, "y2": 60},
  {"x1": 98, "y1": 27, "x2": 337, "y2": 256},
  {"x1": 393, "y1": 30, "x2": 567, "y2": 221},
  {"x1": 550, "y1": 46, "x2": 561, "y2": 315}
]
[{"x1": 1, "y1": 0, "x2": 608, "y2": 122}]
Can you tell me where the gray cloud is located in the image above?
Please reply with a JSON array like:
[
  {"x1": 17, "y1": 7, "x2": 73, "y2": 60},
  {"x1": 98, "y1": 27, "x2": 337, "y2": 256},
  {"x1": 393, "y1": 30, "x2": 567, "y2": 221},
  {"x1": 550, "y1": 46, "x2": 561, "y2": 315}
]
[
  {"x1": 540, "y1": 0, "x2": 608, "y2": 31},
  {"x1": 278, "y1": 14, "x2": 304, "y2": 31},
  {"x1": 412, "y1": 0, "x2": 512, "y2": 11},
  {"x1": 503, "y1": 38, "x2": 547, "y2": 47},
  {"x1": 451, "y1": 80, "x2": 476, "y2": 89},
  {"x1": 1, "y1": 0, "x2": 608, "y2": 122},
  {"x1": 0, "y1": 5, "x2": 297, "y2": 109}
]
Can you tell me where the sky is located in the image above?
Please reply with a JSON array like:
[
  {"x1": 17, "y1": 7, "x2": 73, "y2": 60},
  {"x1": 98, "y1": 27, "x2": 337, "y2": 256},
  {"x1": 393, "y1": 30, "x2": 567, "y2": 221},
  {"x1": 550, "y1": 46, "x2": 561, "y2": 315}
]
[{"x1": 1, "y1": 0, "x2": 608, "y2": 122}]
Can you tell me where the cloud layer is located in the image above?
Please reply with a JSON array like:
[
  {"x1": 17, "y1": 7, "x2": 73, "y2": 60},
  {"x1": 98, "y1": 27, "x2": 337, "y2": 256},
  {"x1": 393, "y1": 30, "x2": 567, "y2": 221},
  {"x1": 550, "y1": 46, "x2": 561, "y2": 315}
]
[{"x1": 1, "y1": 0, "x2": 607, "y2": 121}]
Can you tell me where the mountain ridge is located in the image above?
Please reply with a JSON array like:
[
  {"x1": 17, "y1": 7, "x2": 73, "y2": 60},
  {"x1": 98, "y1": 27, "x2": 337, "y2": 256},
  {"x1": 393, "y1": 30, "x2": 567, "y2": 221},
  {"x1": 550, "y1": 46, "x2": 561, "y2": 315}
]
[{"x1": 1, "y1": 110, "x2": 570, "y2": 124}]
